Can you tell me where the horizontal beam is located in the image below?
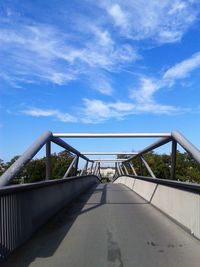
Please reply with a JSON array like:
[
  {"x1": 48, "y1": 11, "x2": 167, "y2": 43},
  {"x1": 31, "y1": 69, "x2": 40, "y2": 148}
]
[
  {"x1": 53, "y1": 133, "x2": 171, "y2": 138},
  {"x1": 81, "y1": 152, "x2": 138, "y2": 155},
  {"x1": 93, "y1": 159, "x2": 126, "y2": 162}
]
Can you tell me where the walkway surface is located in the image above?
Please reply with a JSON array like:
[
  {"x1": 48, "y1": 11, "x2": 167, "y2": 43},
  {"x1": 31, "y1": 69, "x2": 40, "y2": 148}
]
[{"x1": 3, "y1": 183, "x2": 200, "y2": 267}]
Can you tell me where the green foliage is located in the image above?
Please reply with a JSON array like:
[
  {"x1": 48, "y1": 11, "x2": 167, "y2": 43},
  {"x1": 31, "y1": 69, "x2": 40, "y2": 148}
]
[
  {"x1": 118, "y1": 151, "x2": 200, "y2": 184},
  {"x1": 1, "y1": 150, "x2": 200, "y2": 184},
  {"x1": 0, "y1": 150, "x2": 76, "y2": 184}
]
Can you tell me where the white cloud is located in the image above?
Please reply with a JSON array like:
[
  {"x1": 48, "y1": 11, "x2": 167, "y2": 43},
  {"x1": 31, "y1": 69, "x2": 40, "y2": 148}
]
[
  {"x1": 163, "y1": 52, "x2": 200, "y2": 81},
  {"x1": 22, "y1": 108, "x2": 77, "y2": 122},
  {"x1": 130, "y1": 77, "x2": 160, "y2": 103},
  {"x1": 107, "y1": 4, "x2": 128, "y2": 29},
  {"x1": 130, "y1": 51, "x2": 200, "y2": 107},
  {"x1": 102, "y1": 0, "x2": 199, "y2": 43},
  {"x1": 80, "y1": 98, "x2": 177, "y2": 123},
  {"x1": 0, "y1": 21, "x2": 138, "y2": 92}
]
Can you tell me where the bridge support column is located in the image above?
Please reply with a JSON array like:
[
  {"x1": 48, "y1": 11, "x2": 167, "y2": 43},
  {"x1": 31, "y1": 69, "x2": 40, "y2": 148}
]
[
  {"x1": 171, "y1": 140, "x2": 177, "y2": 180},
  {"x1": 45, "y1": 141, "x2": 51, "y2": 180},
  {"x1": 75, "y1": 156, "x2": 79, "y2": 176}
]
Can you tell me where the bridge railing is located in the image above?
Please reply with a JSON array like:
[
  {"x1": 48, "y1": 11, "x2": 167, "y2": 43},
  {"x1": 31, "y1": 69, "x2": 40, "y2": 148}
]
[
  {"x1": 0, "y1": 131, "x2": 97, "y2": 187},
  {"x1": 115, "y1": 131, "x2": 200, "y2": 181},
  {"x1": 0, "y1": 175, "x2": 99, "y2": 261},
  {"x1": 114, "y1": 175, "x2": 200, "y2": 240}
]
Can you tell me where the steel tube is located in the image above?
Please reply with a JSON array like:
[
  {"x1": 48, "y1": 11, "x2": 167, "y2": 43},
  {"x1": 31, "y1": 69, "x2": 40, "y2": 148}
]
[
  {"x1": 53, "y1": 133, "x2": 171, "y2": 138},
  {"x1": 63, "y1": 156, "x2": 78, "y2": 178},
  {"x1": 172, "y1": 131, "x2": 200, "y2": 165},
  {"x1": 128, "y1": 162, "x2": 137, "y2": 176},
  {"x1": 51, "y1": 137, "x2": 91, "y2": 162},
  {"x1": 122, "y1": 164, "x2": 129, "y2": 175},
  {"x1": 171, "y1": 140, "x2": 177, "y2": 180},
  {"x1": 80, "y1": 161, "x2": 88, "y2": 176},
  {"x1": 140, "y1": 155, "x2": 156, "y2": 178},
  {"x1": 45, "y1": 141, "x2": 51, "y2": 180},
  {"x1": 81, "y1": 152, "x2": 138, "y2": 155},
  {"x1": 119, "y1": 163, "x2": 124, "y2": 175},
  {"x1": 125, "y1": 137, "x2": 172, "y2": 162},
  {"x1": 93, "y1": 159, "x2": 126, "y2": 162},
  {"x1": 0, "y1": 131, "x2": 53, "y2": 187}
]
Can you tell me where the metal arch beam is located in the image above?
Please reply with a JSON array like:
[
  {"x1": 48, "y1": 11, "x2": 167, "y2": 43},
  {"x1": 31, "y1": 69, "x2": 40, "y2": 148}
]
[{"x1": 53, "y1": 133, "x2": 171, "y2": 138}]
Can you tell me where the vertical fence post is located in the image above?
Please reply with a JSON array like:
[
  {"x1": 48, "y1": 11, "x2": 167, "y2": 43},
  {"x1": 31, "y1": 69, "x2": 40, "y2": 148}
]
[
  {"x1": 139, "y1": 156, "x2": 143, "y2": 176},
  {"x1": 90, "y1": 162, "x2": 94, "y2": 174},
  {"x1": 45, "y1": 141, "x2": 51, "y2": 180},
  {"x1": 171, "y1": 140, "x2": 177, "y2": 180},
  {"x1": 74, "y1": 156, "x2": 79, "y2": 176}
]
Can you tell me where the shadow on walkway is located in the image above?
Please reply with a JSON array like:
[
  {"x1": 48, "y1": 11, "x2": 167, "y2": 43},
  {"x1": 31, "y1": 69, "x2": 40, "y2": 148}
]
[{"x1": 2, "y1": 184, "x2": 105, "y2": 267}]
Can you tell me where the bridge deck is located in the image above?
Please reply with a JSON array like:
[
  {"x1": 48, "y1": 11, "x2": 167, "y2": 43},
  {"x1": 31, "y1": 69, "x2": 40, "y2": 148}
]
[{"x1": 3, "y1": 183, "x2": 200, "y2": 267}]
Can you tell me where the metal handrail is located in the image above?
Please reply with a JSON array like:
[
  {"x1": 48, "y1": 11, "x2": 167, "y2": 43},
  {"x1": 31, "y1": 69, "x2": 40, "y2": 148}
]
[
  {"x1": 172, "y1": 131, "x2": 200, "y2": 164},
  {"x1": 0, "y1": 132, "x2": 93, "y2": 187},
  {"x1": 115, "y1": 174, "x2": 200, "y2": 194},
  {"x1": 0, "y1": 131, "x2": 52, "y2": 187}
]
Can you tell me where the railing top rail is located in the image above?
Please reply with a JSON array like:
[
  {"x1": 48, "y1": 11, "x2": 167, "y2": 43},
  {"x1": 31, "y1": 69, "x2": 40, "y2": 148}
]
[
  {"x1": 116, "y1": 175, "x2": 200, "y2": 194},
  {"x1": 53, "y1": 133, "x2": 171, "y2": 138},
  {"x1": 0, "y1": 175, "x2": 100, "y2": 196}
]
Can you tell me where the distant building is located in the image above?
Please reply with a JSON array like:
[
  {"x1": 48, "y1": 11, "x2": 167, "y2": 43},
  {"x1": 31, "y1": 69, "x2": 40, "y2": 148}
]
[{"x1": 100, "y1": 167, "x2": 115, "y2": 179}]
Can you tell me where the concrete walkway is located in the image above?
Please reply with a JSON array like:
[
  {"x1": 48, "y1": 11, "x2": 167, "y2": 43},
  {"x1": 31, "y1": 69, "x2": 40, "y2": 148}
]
[{"x1": 3, "y1": 183, "x2": 200, "y2": 267}]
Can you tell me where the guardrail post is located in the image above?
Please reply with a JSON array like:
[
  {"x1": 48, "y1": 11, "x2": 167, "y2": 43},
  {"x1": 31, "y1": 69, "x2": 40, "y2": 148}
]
[
  {"x1": 90, "y1": 162, "x2": 94, "y2": 174},
  {"x1": 119, "y1": 163, "x2": 124, "y2": 175},
  {"x1": 74, "y1": 156, "x2": 79, "y2": 175},
  {"x1": 139, "y1": 156, "x2": 143, "y2": 176},
  {"x1": 171, "y1": 140, "x2": 177, "y2": 180},
  {"x1": 46, "y1": 141, "x2": 51, "y2": 180}
]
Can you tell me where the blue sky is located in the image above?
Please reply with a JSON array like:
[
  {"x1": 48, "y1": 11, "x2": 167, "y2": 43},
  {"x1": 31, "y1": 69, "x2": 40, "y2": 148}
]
[{"x1": 1, "y1": 0, "x2": 200, "y2": 161}]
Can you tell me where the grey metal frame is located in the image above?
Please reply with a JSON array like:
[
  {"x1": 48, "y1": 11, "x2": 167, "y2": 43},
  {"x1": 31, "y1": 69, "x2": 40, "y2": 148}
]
[{"x1": 1, "y1": 130, "x2": 200, "y2": 187}]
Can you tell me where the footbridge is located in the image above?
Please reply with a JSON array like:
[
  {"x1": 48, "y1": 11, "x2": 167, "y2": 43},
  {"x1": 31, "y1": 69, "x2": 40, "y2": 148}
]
[{"x1": 1, "y1": 131, "x2": 200, "y2": 266}]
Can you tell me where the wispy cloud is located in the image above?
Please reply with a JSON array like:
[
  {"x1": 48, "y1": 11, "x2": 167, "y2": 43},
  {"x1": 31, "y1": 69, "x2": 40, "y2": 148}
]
[
  {"x1": 163, "y1": 52, "x2": 200, "y2": 81},
  {"x1": 131, "y1": 51, "x2": 200, "y2": 105},
  {"x1": 22, "y1": 108, "x2": 77, "y2": 122},
  {"x1": 80, "y1": 98, "x2": 177, "y2": 123},
  {"x1": 0, "y1": 18, "x2": 138, "y2": 93},
  {"x1": 101, "y1": 0, "x2": 199, "y2": 43}
]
